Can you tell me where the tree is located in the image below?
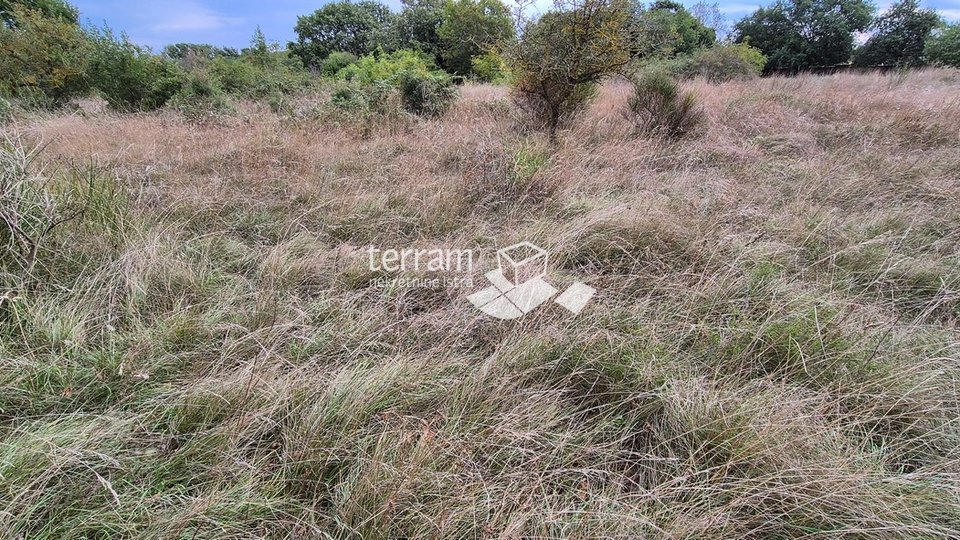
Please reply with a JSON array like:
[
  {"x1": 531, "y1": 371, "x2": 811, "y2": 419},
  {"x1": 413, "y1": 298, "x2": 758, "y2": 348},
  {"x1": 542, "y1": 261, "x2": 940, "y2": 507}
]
[
  {"x1": 0, "y1": 4, "x2": 89, "y2": 105},
  {"x1": 0, "y1": 0, "x2": 77, "y2": 27},
  {"x1": 162, "y1": 43, "x2": 240, "y2": 62},
  {"x1": 853, "y1": 0, "x2": 941, "y2": 66},
  {"x1": 388, "y1": 0, "x2": 446, "y2": 61},
  {"x1": 289, "y1": 0, "x2": 395, "y2": 68},
  {"x1": 632, "y1": 0, "x2": 716, "y2": 58},
  {"x1": 925, "y1": 22, "x2": 960, "y2": 67},
  {"x1": 733, "y1": 0, "x2": 874, "y2": 71},
  {"x1": 508, "y1": 0, "x2": 633, "y2": 140},
  {"x1": 438, "y1": 0, "x2": 514, "y2": 75},
  {"x1": 690, "y1": 2, "x2": 728, "y2": 40}
]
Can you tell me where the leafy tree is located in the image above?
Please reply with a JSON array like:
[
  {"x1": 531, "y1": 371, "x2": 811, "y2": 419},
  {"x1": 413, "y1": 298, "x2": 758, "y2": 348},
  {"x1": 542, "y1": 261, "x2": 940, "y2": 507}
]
[
  {"x1": 388, "y1": 0, "x2": 446, "y2": 61},
  {"x1": 633, "y1": 0, "x2": 716, "y2": 58},
  {"x1": 0, "y1": 4, "x2": 89, "y2": 105},
  {"x1": 0, "y1": 0, "x2": 77, "y2": 27},
  {"x1": 733, "y1": 0, "x2": 874, "y2": 71},
  {"x1": 290, "y1": 0, "x2": 395, "y2": 68},
  {"x1": 853, "y1": 0, "x2": 940, "y2": 66},
  {"x1": 925, "y1": 22, "x2": 960, "y2": 67},
  {"x1": 508, "y1": 0, "x2": 634, "y2": 140},
  {"x1": 437, "y1": 0, "x2": 514, "y2": 76}
]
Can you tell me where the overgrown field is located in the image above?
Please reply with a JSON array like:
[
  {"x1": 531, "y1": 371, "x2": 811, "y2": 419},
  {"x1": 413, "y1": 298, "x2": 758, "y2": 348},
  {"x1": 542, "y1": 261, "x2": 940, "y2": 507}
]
[{"x1": 2, "y1": 69, "x2": 960, "y2": 538}]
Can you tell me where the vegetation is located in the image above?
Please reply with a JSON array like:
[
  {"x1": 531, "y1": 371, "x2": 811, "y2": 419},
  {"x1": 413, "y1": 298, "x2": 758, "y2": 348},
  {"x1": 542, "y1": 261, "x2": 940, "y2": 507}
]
[
  {"x1": 734, "y1": 0, "x2": 874, "y2": 71},
  {"x1": 853, "y1": 0, "x2": 942, "y2": 67},
  {"x1": 3, "y1": 67, "x2": 960, "y2": 539},
  {"x1": 3, "y1": 2, "x2": 960, "y2": 535},
  {"x1": 626, "y1": 69, "x2": 705, "y2": 137},
  {"x1": 508, "y1": 0, "x2": 633, "y2": 140},
  {"x1": 437, "y1": 0, "x2": 513, "y2": 76},
  {"x1": 926, "y1": 22, "x2": 960, "y2": 67}
]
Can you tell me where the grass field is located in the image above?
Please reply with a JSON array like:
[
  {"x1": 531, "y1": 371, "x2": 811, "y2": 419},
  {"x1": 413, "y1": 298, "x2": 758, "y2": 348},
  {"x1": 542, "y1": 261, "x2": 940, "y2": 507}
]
[{"x1": 2, "y1": 69, "x2": 960, "y2": 538}]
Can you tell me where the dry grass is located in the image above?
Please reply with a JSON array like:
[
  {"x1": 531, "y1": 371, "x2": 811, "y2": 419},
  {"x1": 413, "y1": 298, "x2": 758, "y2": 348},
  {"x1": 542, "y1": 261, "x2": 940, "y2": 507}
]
[{"x1": 1, "y1": 68, "x2": 960, "y2": 538}]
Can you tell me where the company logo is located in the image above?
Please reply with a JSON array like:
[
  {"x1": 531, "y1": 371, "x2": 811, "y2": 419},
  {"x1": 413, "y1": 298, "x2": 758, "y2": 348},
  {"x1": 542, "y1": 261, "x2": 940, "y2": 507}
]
[{"x1": 467, "y1": 241, "x2": 595, "y2": 320}]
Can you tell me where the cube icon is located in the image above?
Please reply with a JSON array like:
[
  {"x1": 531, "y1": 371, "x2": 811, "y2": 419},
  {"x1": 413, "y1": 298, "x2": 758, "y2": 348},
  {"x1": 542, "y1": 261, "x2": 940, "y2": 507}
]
[{"x1": 497, "y1": 241, "x2": 548, "y2": 287}]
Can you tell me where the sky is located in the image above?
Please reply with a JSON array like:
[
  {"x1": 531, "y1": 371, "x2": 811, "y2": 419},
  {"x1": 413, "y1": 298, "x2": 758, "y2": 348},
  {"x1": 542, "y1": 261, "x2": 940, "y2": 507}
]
[{"x1": 68, "y1": 0, "x2": 960, "y2": 51}]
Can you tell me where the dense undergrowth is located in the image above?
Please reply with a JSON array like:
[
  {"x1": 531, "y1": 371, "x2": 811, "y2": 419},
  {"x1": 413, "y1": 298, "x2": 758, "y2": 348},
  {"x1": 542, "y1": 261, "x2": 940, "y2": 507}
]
[{"x1": 1, "y1": 69, "x2": 960, "y2": 538}]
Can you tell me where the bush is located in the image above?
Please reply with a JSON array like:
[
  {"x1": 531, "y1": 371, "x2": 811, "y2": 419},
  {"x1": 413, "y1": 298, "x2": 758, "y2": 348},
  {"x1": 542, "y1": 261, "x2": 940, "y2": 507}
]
[
  {"x1": 86, "y1": 27, "x2": 185, "y2": 111},
  {"x1": 470, "y1": 51, "x2": 508, "y2": 83},
  {"x1": 626, "y1": 70, "x2": 705, "y2": 138},
  {"x1": 396, "y1": 70, "x2": 457, "y2": 116},
  {"x1": 334, "y1": 50, "x2": 457, "y2": 117},
  {"x1": 0, "y1": 5, "x2": 90, "y2": 107},
  {"x1": 168, "y1": 72, "x2": 232, "y2": 120},
  {"x1": 649, "y1": 43, "x2": 766, "y2": 83},
  {"x1": 320, "y1": 51, "x2": 357, "y2": 76},
  {"x1": 926, "y1": 23, "x2": 960, "y2": 68}
]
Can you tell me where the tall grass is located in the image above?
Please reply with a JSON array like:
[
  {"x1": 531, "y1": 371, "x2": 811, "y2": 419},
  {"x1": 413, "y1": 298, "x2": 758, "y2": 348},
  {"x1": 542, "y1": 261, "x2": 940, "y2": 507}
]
[{"x1": 1, "y1": 68, "x2": 959, "y2": 538}]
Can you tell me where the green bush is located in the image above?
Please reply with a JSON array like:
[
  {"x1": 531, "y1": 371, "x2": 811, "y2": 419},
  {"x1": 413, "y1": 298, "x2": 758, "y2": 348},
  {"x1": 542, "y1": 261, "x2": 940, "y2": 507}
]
[
  {"x1": 926, "y1": 23, "x2": 960, "y2": 68},
  {"x1": 320, "y1": 51, "x2": 358, "y2": 76},
  {"x1": 0, "y1": 5, "x2": 90, "y2": 107},
  {"x1": 205, "y1": 52, "x2": 312, "y2": 99},
  {"x1": 168, "y1": 72, "x2": 232, "y2": 120},
  {"x1": 333, "y1": 50, "x2": 457, "y2": 117},
  {"x1": 626, "y1": 70, "x2": 705, "y2": 139},
  {"x1": 86, "y1": 27, "x2": 185, "y2": 111},
  {"x1": 644, "y1": 43, "x2": 766, "y2": 83},
  {"x1": 470, "y1": 51, "x2": 508, "y2": 83}
]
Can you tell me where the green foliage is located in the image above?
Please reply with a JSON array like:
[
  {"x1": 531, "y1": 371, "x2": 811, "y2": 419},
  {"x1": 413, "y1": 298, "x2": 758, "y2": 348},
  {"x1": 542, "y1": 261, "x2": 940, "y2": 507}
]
[
  {"x1": 321, "y1": 50, "x2": 358, "y2": 76},
  {"x1": 632, "y1": 0, "x2": 717, "y2": 58},
  {"x1": 161, "y1": 42, "x2": 239, "y2": 62},
  {"x1": 437, "y1": 0, "x2": 514, "y2": 76},
  {"x1": 734, "y1": 0, "x2": 874, "y2": 71},
  {"x1": 387, "y1": 0, "x2": 445, "y2": 61},
  {"x1": 86, "y1": 27, "x2": 185, "y2": 111},
  {"x1": 396, "y1": 69, "x2": 457, "y2": 116},
  {"x1": 508, "y1": 0, "x2": 634, "y2": 140},
  {"x1": 0, "y1": 0, "x2": 77, "y2": 27},
  {"x1": 626, "y1": 70, "x2": 705, "y2": 138},
  {"x1": 650, "y1": 42, "x2": 766, "y2": 82},
  {"x1": 168, "y1": 71, "x2": 232, "y2": 121},
  {"x1": 470, "y1": 50, "x2": 508, "y2": 82},
  {"x1": 290, "y1": 0, "x2": 395, "y2": 68},
  {"x1": 925, "y1": 22, "x2": 960, "y2": 67},
  {"x1": 0, "y1": 5, "x2": 89, "y2": 106},
  {"x1": 853, "y1": 0, "x2": 941, "y2": 67},
  {"x1": 333, "y1": 49, "x2": 456, "y2": 117}
]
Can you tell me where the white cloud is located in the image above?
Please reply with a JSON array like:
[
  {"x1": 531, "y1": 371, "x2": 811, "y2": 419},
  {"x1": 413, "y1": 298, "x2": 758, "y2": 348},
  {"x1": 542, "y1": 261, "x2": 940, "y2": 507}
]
[
  {"x1": 939, "y1": 8, "x2": 960, "y2": 21},
  {"x1": 150, "y1": 1, "x2": 242, "y2": 33}
]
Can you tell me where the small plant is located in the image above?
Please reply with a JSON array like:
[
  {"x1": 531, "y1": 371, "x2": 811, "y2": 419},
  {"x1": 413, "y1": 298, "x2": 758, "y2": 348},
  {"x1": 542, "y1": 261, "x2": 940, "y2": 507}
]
[
  {"x1": 626, "y1": 70, "x2": 706, "y2": 139},
  {"x1": 0, "y1": 97, "x2": 12, "y2": 124},
  {"x1": 169, "y1": 72, "x2": 232, "y2": 121},
  {"x1": 396, "y1": 70, "x2": 457, "y2": 116}
]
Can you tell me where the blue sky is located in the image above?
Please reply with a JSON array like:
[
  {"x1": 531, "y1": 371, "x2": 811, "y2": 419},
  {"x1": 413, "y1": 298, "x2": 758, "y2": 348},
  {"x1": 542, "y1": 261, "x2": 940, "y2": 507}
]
[{"x1": 69, "y1": 0, "x2": 960, "y2": 51}]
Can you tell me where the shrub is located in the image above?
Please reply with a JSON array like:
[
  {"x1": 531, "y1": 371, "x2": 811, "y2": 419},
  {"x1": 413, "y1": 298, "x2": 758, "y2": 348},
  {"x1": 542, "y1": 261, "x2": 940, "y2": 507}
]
[
  {"x1": 0, "y1": 5, "x2": 90, "y2": 107},
  {"x1": 334, "y1": 49, "x2": 457, "y2": 117},
  {"x1": 320, "y1": 51, "x2": 358, "y2": 76},
  {"x1": 626, "y1": 70, "x2": 705, "y2": 138},
  {"x1": 470, "y1": 51, "x2": 508, "y2": 83},
  {"x1": 168, "y1": 72, "x2": 232, "y2": 121},
  {"x1": 926, "y1": 23, "x2": 960, "y2": 68},
  {"x1": 396, "y1": 70, "x2": 457, "y2": 116},
  {"x1": 86, "y1": 27, "x2": 185, "y2": 111},
  {"x1": 653, "y1": 43, "x2": 766, "y2": 82},
  {"x1": 508, "y1": 0, "x2": 634, "y2": 141}
]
